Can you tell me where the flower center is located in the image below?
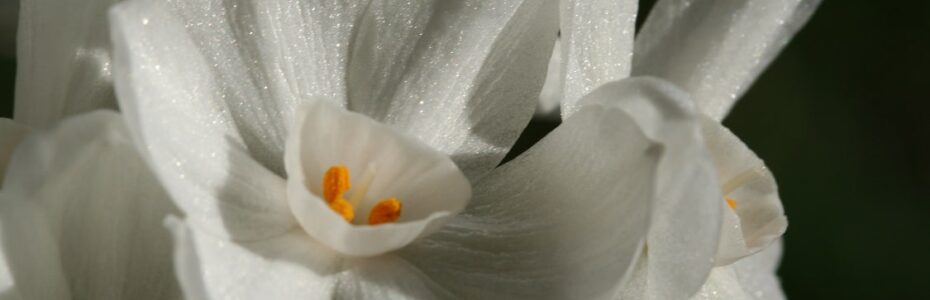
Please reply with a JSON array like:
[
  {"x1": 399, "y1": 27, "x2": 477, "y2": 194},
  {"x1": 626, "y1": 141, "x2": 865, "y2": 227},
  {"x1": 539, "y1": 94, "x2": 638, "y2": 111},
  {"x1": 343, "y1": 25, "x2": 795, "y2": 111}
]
[{"x1": 322, "y1": 164, "x2": 402, "y2": 225}]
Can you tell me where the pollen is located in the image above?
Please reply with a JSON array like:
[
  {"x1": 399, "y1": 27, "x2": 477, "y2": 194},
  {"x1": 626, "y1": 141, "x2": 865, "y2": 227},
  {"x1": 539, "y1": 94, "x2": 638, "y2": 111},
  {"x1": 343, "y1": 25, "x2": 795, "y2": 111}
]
[
  {"x1": 323, "y1": 165, "x2": 355, "y2": 222},
  {"x1": 368, "y1": 197, "x2": 402, "y2": 225},
  {"x1": 725, "y1": 197, "x2": 738, "y2": 209}
]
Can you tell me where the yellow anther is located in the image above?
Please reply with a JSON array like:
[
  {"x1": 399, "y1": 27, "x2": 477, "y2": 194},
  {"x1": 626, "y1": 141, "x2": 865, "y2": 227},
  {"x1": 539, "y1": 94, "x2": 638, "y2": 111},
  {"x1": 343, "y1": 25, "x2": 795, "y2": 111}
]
[
  {"x1": 323, "y1": 165, "x2": 351, "y2": 203},
  {"x1": 368, "y1": 197, "x2": 402, "y2": 225},
  {"x1": 323, "y1": 165, "x2": 354, "y2": 222},
  {"x1": 329, "y1": 198, "x2": 355, "y2": 222},
  {"x1": 726, "y1": 197, "x2": 738, "y2": 209}
]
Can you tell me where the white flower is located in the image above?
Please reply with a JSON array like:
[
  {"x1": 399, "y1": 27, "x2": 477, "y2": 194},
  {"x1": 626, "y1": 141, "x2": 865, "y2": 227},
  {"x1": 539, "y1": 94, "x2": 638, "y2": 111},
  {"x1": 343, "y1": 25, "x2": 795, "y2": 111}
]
[
  {"x1": 539, "y1": 0, "x2": 820, "y2": 299},
  {"x1": 0, "y1": 0, "x2": 183, "y2": 298},
  {"x1": 106, "y1": 0, "x2": 728, "y2": 298}
]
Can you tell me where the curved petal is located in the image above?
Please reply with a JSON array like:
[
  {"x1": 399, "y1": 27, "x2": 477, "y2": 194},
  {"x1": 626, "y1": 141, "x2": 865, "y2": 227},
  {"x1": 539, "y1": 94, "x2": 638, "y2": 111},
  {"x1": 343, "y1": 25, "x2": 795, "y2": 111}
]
[
  {"x1": 0, "y1": 111, "x2": 180, "y2": 299},
  {"x1": 0, "y1": 119, "x2": 28, "y2": 184},
  {"x1": 583, "y1": 78, "x2": 723, "y2": 300},
  {"x1": 111, "y1": 0, "x2": 370, "y2": 175},
  {"x1": 348, "y1": 0, "x2": 559, "y2": 179},
  {"x1": 691, "y1": 240, "x2": 786, "y2": 300},
  {"x1": 110, "y1": 1, "x2": 296, "y2": 241},
  {"x1": 401, "y1": 100, "x2": 660, "y2": 299},
  {"x1": 558, "y1": 0, "x2": 638, "y2": 118},
  {"x1": 633, "y1": 0, "x2": 822, "y2": 120},
  {"x1": 112, "y1": 0, "x2": 555, "y2": 181},
  {"x1": 285, "y1": 101, "x2": 470, "y2": 257},
  {"x1": 15, "y1": 0, "x2": 121, "y2": 128},
  {"x1": 166, "y1": 217, "x2": 444, "y2": 299},
  {"x1": 700, "y1": 117, "x2": 786, "y2": 265}
]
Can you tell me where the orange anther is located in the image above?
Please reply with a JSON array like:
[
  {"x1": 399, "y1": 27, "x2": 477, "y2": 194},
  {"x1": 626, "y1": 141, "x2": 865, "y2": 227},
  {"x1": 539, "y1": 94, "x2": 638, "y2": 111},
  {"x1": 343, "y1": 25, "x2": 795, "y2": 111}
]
[
  {"x1": 323, "y1": 165, "x2": 354, "y2": 223},
  {"x1": 329, "y1": 198, "x2": 355, "y2": 222},
  {"x1": 323, "y1": 165, "x2": 350, "y2": 203},
  {"x1": 368, "y1": 197, "x2": 402, "y2": 225},
  {"x1": 726, "y1": 197, "x2": 738, "y2": 209}
]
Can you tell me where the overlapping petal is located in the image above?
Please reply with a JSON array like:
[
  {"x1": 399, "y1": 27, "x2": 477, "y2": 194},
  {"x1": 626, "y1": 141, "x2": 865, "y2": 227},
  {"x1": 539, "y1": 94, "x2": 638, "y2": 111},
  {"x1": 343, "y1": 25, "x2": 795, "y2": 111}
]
[
  {"x1": 15, "y1": 0, "x2": 122, "y2": 128},
  {"x1": 691, "y1": 240, "x2": 786, "y2": 300},
  {"x1": 110, "y1": 0, "x2": 297, "y2": 241},
  {"x1": 584, "y1": 78, "x2": 723, "y2": 300},
  {"x1": 401, "y1": 96, "x2": 660, "y2": 299},
  {"x1": 110, "y1": 0, "x2": 558, "y2": 239},
  {"x1": 166, "y1": 217, "x2": 445, "y2": 299},
  {"x1": 0, "y1": 111, "x2": 180, "y2": 299},
  {"x1": 110, "y1": 0, "x2": 557, "y2": 180},
  {"x1": 348, "y1": 0, "x2": 559, "y2": 178},
  {"x1": 700, "y1": 117, "x2": 786, "y2": 265},
  {"x1": 634, "y1": 0, "x2": 822, "y2": 120},
  {"x1": 558, "y1": 0, "x2": 638, "y2": 118}
]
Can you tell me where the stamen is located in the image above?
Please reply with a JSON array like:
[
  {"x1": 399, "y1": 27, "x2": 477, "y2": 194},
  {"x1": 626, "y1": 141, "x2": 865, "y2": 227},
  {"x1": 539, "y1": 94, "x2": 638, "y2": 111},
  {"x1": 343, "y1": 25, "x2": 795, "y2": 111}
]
[
  {"x1": 323, "y1": 165, "x2": 350, "y2": 203},
  {"x1": 348, "y1": 164, "x2": 377, "y2": 207},
  {"x1": 368, "y1": 197, "x2": 402, "y2": 225},
  {"x1": 329, "y1": 198, "x2": 355, "y2": 222},
  {"x1": 726, "y1": 197, "x2": 738, "y2": 209},
  {"x1": 322, "y1": 165, "x2": 355, "y2": 222}
]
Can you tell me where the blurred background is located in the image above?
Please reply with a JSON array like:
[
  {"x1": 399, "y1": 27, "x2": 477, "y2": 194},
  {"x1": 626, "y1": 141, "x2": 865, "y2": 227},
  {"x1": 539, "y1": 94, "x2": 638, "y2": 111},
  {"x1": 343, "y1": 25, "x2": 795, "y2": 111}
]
[{"x1": 0, "y1": 1, "x2": 927, "y2": 299}]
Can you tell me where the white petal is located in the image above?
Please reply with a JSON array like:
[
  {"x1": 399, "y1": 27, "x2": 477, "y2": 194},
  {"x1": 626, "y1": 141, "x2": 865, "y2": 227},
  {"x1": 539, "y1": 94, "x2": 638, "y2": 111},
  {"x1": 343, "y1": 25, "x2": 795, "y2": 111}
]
[
  {"x1": 0, "y1": 111, "x2": 180, "y2": 299},
  {"x1": 349, "y1": 0, "x2": 559, "y2": 179},
  {"x1": 110, "y1": 1, "x2": 296, "y2": 241},
  {"x1": 14, "y1": 0, "x2": 121, "y2": 128},
  {"x1": 536, "y1": 39, "x2": 563, "y2": 118},
  {"x1": 583, "y1": 78, "x2": 723, "y2": 300},
  {"x1": 0, "y1": 259, "x2": 20, "y2": 300},
  {"x1": 166, "y1": 217, "x2": 443, "y2": 299},
  {"x1": 701, "y1": 117, "x2": 786, "y2": 265},
  {"x1": 0, "y1": 221, "x2": 17, "y2": 299},
  {"x1": 110, "y1": 0, "x2": 369, "y2": 175},
  {"x1": 634, "y1": 0, "x2": 822, "y2": 120},
  {"x1": 285, "y1": 100, "x2": 470, "y2": 257},
  {"x1": 401, "y1": 99, "x2": 660, "y2": 299},
  {"x1": 691, "y1": 241, "x2": 786, "y2": 300},
  {"x1": 558, "y1": 0, "x2": 638, "y2": 118},
  {"x1": 0, "y1": 195, "x2": 69, "y2": 300},
  {"x1": 0, "y1": 119, "x2": 28, "y2": 184}
]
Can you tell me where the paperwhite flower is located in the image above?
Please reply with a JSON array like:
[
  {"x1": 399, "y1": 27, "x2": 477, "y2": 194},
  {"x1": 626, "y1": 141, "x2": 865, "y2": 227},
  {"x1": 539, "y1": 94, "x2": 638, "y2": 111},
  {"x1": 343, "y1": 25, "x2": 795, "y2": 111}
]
[
  {"x1": 106, "y1": 0, "x2": 729, "y2": 298},
  {"x1": 0, "y1": 0, "x2": 183, "y2": 298},
  {"x1": 540, "y1": 0, "x2": 820, "y2": 299}
]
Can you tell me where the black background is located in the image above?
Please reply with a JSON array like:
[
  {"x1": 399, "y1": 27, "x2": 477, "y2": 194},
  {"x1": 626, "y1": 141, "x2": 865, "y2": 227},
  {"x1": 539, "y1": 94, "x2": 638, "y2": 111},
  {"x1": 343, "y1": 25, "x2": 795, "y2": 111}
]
[{"x1": 1, "y1": 1, "x2": 928, "y2": 299}]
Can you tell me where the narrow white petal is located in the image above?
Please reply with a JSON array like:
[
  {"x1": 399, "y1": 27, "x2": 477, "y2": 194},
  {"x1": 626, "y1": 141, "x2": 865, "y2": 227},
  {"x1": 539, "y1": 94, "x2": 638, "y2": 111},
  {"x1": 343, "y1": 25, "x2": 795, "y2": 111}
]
[
  {"x1": 0, "y1": 119, "x2": 28, "y2": 184},
  {"x1": 166, "y1": 217, "x2": 444, "y2": 299},
  {"x1": 559, "y1": 0, "x2": 638, "y2": 118},
  {"x1": 14, "y1": 0, "x2": 121, "y2": 128},
  {"x1": 285, "y1": 101, "x2": 470, "y2": 257},
  {"x1": 350, "y1": 0, "x2": 559, "y2": 178},
  {"x1": 0, "y1": 111, "x2": 180, "y2": 299},
  {"x1": 634, "y1": 0, "x2": 822, "y2": 120},
  {"x1": 701, "y1": 117, "x2": 786, "y2": 265},
  {"x1": 584, "y1": 78, "x2": 723, "y2": 300},
  {"x1": 402, "y1": 99, "x2": 660, "y2": 299},
  {"x1": 110, "y1": 1, "x2": 296, "y2": 241},
  {"x1": 536, "y1": 39, "x2": 563, "y2": 118}
]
